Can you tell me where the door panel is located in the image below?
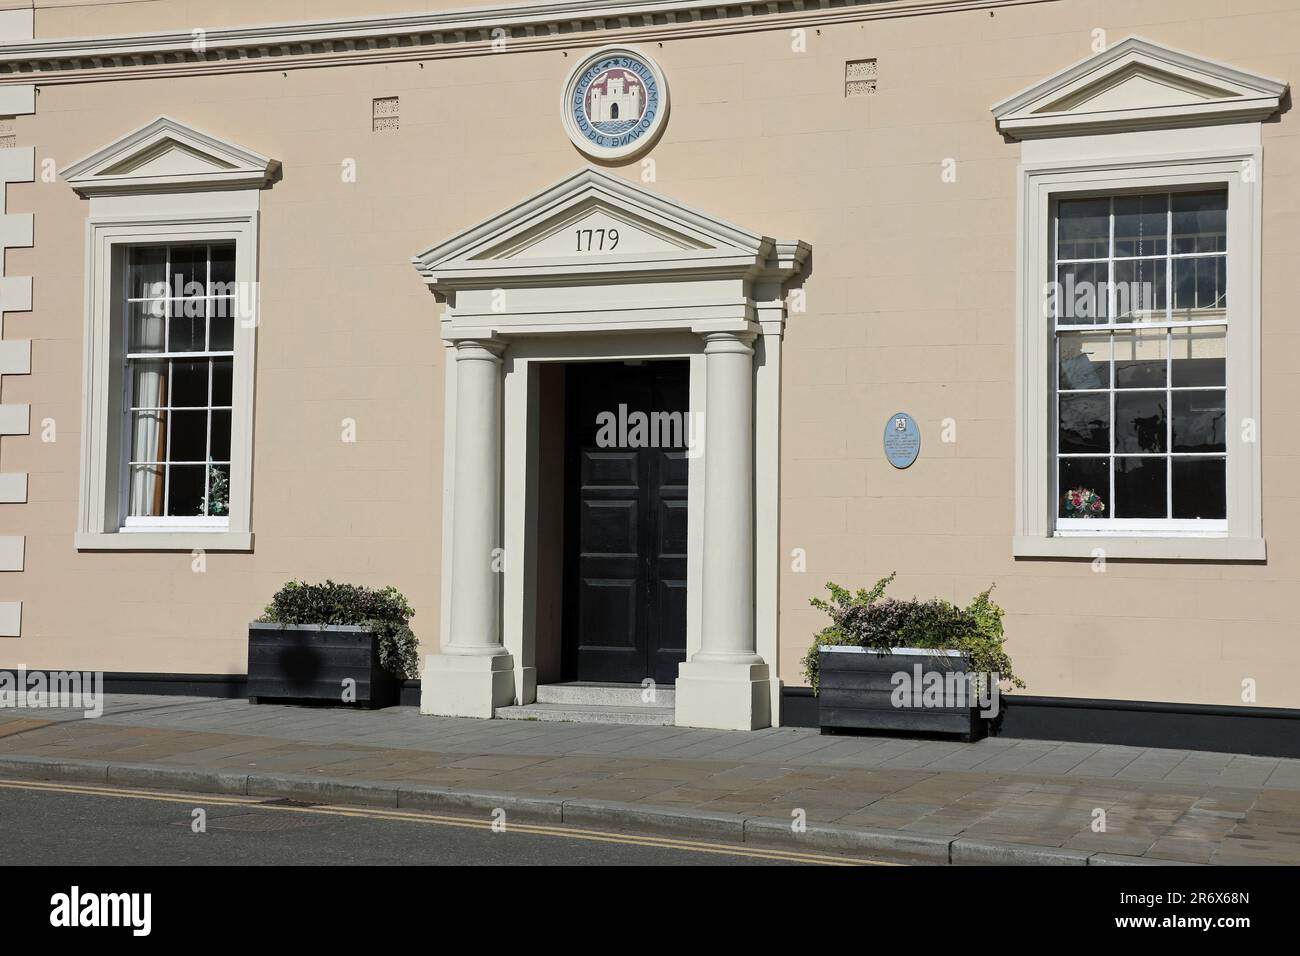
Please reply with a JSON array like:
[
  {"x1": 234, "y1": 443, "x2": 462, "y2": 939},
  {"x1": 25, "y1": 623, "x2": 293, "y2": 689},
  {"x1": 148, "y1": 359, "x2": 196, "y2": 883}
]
[
  {"x1": 580, "y1": 496, "x2": 638, "y2": 555},
  {"x1": 564, "y1": 360, "x2": 690, "y2": 684}
]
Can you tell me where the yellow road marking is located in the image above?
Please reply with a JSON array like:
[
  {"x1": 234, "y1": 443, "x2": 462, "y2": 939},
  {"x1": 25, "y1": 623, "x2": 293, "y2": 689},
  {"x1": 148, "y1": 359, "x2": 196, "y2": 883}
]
[{"x1": 0, "y1": 777, "x2": 898, "y2": 866}]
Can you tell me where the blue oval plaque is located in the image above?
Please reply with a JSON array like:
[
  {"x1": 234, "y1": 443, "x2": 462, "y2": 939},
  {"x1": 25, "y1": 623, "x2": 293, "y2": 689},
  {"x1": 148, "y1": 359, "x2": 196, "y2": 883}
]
[{"x1": 883, "y1": 412, "x2": 920, "y2": 469}]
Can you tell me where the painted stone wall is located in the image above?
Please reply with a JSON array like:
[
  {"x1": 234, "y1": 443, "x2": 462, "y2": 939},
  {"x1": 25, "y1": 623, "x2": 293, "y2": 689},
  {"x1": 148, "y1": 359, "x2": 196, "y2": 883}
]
[{"x1": 1, "y1": 0, "x2": 1298, "y2": 710}]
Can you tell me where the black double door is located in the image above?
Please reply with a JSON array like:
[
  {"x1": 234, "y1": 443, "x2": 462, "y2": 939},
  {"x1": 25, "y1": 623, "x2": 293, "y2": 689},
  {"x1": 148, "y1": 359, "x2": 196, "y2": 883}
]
[{"x1": 563, "y1": 361, "x2": 689, "y2": 685}]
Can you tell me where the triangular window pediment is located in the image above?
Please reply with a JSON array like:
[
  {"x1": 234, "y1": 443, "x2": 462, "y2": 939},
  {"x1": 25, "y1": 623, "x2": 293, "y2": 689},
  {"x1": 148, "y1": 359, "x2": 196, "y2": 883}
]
[
  {"x1": 61, "y1": 116, "x2": 278, "y2": 196},
  {"x1": 992, "y1": 37, "x2": 1286, "y2": 139}
]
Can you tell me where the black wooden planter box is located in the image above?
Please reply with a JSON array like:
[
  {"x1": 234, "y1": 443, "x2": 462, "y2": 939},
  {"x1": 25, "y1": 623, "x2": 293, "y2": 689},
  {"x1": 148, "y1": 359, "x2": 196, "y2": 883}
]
[
  {"x1": 818, "y1": 646, "x2": 987, "y2": 741},
  {"x1": 247, "y1": 623, "x2": 399, "y2": 709}
]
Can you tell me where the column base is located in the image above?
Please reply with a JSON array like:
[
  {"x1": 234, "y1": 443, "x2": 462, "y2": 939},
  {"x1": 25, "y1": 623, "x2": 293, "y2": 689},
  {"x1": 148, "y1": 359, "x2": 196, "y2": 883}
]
[
  {"x1": 674, "y1": 660, "x2": 771, "y2": 730},
  {"x1": 420, "y1": 652, "x2": 515, "y2": 719}
]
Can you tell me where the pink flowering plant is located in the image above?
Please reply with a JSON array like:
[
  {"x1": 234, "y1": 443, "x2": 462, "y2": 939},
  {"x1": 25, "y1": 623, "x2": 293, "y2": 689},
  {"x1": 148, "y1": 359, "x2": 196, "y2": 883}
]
[{"x1": 1063, "y1": 486, "x2": 1106, "y2": 518}]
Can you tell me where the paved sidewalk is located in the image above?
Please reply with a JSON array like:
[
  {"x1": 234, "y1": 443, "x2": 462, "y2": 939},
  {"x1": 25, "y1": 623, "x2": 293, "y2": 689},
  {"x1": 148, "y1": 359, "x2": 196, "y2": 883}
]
[{"x1": 3, "y1": 694, "x2": 1299, "y2": 864}]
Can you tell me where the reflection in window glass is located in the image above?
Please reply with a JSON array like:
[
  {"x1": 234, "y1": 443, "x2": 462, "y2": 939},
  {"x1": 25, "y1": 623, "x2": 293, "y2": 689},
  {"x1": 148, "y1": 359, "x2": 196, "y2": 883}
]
[
  {"x1": 1059, "y1": 333, "x2": 1110, "y2": 390},
  {"x1": 1172, "y1": 326, "x2": 1226, "y2": 388},
  {"x1": 1053, "y1": 189, "x2": 1228, "y2": 523}
]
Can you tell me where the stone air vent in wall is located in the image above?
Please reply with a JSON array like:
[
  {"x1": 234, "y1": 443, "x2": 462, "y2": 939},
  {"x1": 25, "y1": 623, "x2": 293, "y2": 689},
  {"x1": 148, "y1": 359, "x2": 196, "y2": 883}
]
[
  {"x1": 845, "y1": 58, "x2": 878, "y2": 97},
  {"x1": 372, "y1": 96, "x2": 399, "y2": 132}
]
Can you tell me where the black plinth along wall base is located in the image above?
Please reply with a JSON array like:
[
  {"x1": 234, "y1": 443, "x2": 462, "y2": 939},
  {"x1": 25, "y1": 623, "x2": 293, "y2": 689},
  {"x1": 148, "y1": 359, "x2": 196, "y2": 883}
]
[
  {"x1": 816, "y1": 647, "x2": 987, "y2": 741},
  {"x1": 246, "y1": 624, "x2": 399, "y2": 709},
  {"x1": 994, "y1": 695, "x2": 1300, "y2": 759}
]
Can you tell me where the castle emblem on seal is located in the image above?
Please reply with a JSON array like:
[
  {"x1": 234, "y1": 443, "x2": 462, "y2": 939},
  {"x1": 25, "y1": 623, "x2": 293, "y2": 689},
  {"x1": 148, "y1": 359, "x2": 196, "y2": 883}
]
[{"x1": 561, "y1": 46, "x2": 669, "y2": 160}]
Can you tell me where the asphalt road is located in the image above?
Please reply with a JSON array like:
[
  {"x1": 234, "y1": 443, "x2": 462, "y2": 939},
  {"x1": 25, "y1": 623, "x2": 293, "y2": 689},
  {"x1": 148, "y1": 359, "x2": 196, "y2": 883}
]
[{"x1": 0, "y1": 779, "x2": 870, "y2": 866}]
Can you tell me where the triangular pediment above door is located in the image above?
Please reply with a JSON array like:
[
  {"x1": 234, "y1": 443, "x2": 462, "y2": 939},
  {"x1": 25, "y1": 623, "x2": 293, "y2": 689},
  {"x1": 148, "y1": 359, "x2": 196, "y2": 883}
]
[
  {"x1": 991, "y1": 37, "x2": 1287, "y2": 139},
  {"x1": 412, "y1": 167, "x2": 790, "y2": 287},
  {"x1": 61, "y1": 116, "x2": 279, "y2": 196},
  {"x1": 412, "y1": 167, "x2": 808, "y2": 337},
  {"x1": 476, "y1": 196, "x2": 714, "y2": 259}
]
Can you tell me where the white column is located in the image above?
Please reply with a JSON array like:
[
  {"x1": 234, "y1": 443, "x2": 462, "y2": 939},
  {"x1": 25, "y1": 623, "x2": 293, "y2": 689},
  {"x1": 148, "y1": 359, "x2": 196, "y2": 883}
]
[
  {"x1": 421, "y1": 338, "x2": 515, "y2": 718},
  {"x1": 675, "y1": 329, "x2": 772, "y2": 730}
]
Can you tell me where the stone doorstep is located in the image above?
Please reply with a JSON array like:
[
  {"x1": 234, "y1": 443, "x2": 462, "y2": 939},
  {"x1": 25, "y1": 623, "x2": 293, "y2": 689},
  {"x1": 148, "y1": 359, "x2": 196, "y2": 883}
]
[
  {"x1": 494, "y1": 702, "x2": 675, "y2": 726},
  {"x1": 0, "y1": 754, "x2": 1209, "y2": 866}
]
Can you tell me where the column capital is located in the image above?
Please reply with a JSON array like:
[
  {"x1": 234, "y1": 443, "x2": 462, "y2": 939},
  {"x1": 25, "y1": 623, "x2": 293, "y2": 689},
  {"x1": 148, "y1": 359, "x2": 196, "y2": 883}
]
[
  {"x1": 699, "y1": 328, "x2": 756, "y2": 354},
  {"x1": 449, "y1": 336, "x2": 506, "y2": 362}
]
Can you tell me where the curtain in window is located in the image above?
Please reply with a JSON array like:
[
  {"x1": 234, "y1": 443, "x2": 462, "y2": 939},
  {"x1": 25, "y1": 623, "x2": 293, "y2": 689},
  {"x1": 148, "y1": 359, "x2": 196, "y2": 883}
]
[{"x1": 128, "y1": 299, "x2": 167, "y2": 516}]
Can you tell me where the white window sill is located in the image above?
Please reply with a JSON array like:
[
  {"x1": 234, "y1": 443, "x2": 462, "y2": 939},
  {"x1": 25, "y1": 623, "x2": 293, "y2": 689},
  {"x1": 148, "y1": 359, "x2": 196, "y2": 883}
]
[
  {"x1": 75, "y1": 531, "x2": 253, "y2": 552},
  {"x1": 1014, "y1": 535, "x2": 1265, "y2": 561}
]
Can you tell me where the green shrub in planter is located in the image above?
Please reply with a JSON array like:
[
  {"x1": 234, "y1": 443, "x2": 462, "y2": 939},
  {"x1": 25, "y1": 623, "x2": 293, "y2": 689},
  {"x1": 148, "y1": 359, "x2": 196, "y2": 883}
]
[
  {"x1": 801, "y1": 572, "x2": 1024, "y2": 694},
  {"x1": 257, "y1": 580, "x2": 419, "y2": 680}
]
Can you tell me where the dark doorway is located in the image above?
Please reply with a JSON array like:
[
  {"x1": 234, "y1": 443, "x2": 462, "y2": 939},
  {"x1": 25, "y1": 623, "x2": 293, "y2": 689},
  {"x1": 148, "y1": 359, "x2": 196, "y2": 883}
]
[{"x1": 562, "y1": 360, "x2": 689, "y2": 685}]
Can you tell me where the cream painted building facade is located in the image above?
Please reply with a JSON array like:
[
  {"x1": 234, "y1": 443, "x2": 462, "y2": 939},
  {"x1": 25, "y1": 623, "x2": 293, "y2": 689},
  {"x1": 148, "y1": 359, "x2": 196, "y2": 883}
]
[{"x1": 0, "y1": 0, "x2": 1297, "y2": 746}]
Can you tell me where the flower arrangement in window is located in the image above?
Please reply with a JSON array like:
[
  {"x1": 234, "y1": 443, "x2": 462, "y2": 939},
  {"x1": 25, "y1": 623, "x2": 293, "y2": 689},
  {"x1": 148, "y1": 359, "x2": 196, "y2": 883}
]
[
  {"x1": 1063, "y1": 487, "x2": 1105, "y2": 518},
  {"x1": 203, "y1": 465, "x2": 230, "y2": 517}
]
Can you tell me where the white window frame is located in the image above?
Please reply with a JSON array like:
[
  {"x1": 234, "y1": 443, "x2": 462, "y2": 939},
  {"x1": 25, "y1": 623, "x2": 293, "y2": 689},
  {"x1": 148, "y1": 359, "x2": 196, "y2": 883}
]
[
  {"x1": 1014, "y1": 147, "x2": 1263, "y2": 561},
  {"x1": 119, "y1": 240, "x2": 239, "y2": 532},
  {"x1": 75, "y1": 214, "x2": 258, "y2": 551}
]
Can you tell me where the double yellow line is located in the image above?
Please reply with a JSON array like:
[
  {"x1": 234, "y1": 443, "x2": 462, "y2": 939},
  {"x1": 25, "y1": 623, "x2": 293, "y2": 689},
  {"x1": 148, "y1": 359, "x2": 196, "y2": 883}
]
[{"x1": 0, "y1": 778, "x2": 897, "y2": 866}]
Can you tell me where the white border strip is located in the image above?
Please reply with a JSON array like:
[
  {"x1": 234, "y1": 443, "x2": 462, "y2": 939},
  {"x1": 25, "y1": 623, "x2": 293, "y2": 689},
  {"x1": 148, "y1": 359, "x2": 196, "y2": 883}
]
[{"x1": 0, "y1": 12, "x2": 31, "y2": 638}]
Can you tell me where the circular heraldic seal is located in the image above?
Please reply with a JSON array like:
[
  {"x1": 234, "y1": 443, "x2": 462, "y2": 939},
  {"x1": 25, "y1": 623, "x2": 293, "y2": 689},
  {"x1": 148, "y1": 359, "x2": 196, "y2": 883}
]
[{"x1": 561, "y1": 46, "x2": 669, "y2": 161}]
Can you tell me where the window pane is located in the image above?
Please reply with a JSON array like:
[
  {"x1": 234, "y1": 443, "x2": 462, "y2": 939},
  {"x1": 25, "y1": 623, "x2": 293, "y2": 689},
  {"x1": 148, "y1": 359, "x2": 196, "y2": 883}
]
[
  {"x1": 1112, "y1": 258, "x2": 1166, "y2": 319},
  {"x1": 1059, "y1": 332, "x2": 1110, "y2": 390},
  {"x1": 1056, "y1": 197, "x2": 1109, "y2": 260},
  {"x1": 210, "y1": 410, "x2": 232, "y2": 461},
  {"x1": 1059, "y1": 457, "x2": 1109, "y2": 518},
  {"x1": 1115, "y1": 392, "x2": 1167, "y2": 453},
  {"x1": 169, "y1": 245, "x2": 206, "y2": 295},
  {"x1": 1173, "y1": 457, "x2": 1226, "y2": 519},
  {"x1": 128, "y1": 410, "x2": 167, "y2": 462},
  {"x1": 1059, "y1": 393, "x2": 1109, "y2": 453},
  {"x1": 1173, "y1": 256, "x2": 1227, "y2": 314},
  {"x1": 1114, "y1": 457, "x2": 1166, "y2": 518},
  {"x1": 168, "y1": 298, "x2": 206, "y2": 352},
  {"x1": 1114, "y1": 329, "x2": 1167, "y2": 388},
  {"x1": 212, "y1": 359, "x2": 233, "y2": 406},
  {"x1": 209, "y1": 243, "x2": 236, "y2": 292},
  {"x1": 1172, "y1": 326, "x2": 1226, "y2": 387},
  {"x1": 128, "y1": 247, "x2": 167, "y2": 299},
  {"x1": 1172, "y1": 190, "x2": 1227, "y2": 254},
  {"x1": 1056, "y1": 261, "x2": 1109, "y2": 323},
  {"x1": 208, "y1": 306, "x2": 234, "y2": 352},
  {"x1": 128, "y1": 464, "x2": 165, "y2": 516},
  {"x1": 166, "y1": 465, "x2": 206, "y2": 517},
  {"x1": 1172, "y1": 390, "x2": 1226, "y2": 452},
  {"x1": 170, "y1": 360, "x2": 208, "y2": 408},
  {"x1": 169, "y1": 410, "x2": 208, "y2": 462},
  {"x1": 1113, "y1": 193, "x2": 1167, "y2": 258},
  {"x1": 128, "y1": 300, "x2": 166, "y2": 352}
]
